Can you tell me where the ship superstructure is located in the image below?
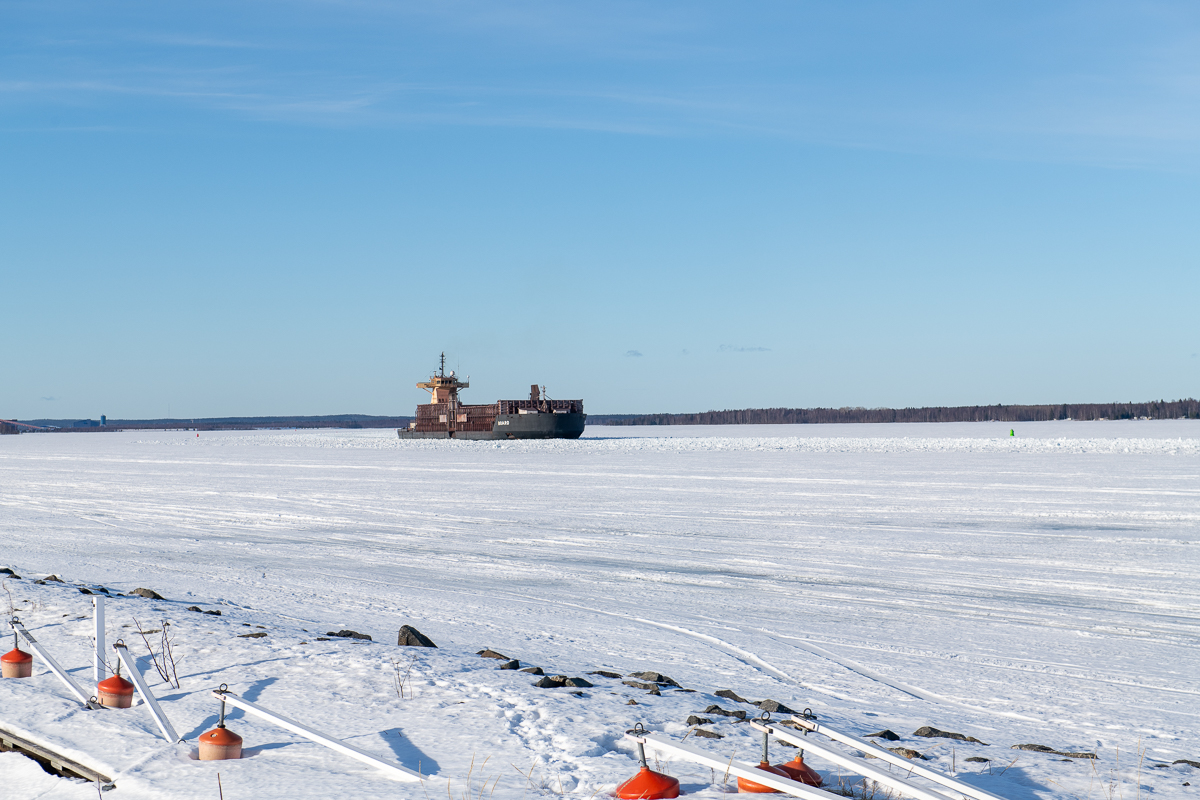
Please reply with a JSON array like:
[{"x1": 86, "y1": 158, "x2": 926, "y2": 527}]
[{"x1": 398, "y1": 354, "x2": 585, "y2": 440}]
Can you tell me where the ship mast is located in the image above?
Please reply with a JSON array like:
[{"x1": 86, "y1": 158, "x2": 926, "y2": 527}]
[{"x1": 416, "y1": 352, "x2": 469, "y2": 432}]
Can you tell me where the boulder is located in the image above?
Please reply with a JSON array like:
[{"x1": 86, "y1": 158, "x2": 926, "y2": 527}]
[
  {"x1": 204, "y1": 609, "x2": 222, "y2": 616},
  {"x1": 588, "y1": 670, "x2": 622, "y2": 679},
  {"x1": 965, "y1": 757, "x2": 990, "y2": 763},
  {"x1": 630, "y1": 671, "x2": 679, "y2": 687},
  {"x1": 78, "y1": 588, "x2": 93, "y2": 595},
  {"x1": 686, "y1": 716, "x2": 713, "y2": 726},
  {"x1": 477, "y1": 649, "x2": 508, "y2": 660},
  {"x1": 1011, "y1": 744, "x2": 1097, "y2": 759},
  {"x1": 913, "y1": 726, "x2": 987, "y2": 745},
  {"x1": 520, "y1": 667, "x2": 544, "y2": 675},
  {"x1": 888, "y1": 747, "x2": 926, "y2": 760},
  {"x1": 397, "y1": 625, "x2": 437, "y2": 647},
  {"x1": 186, "y1": 606, "x2": 203, "y2": 612},
  {"x1": 326, "y1": 630, "x2": 372, "y2": 640},
  {"x1": 866, "y1": 730, "x2": 900, "y2": 741},
  {"x1": 238, "y1": 632, "x2": 268, "y2": 639},
  {"x1": 704, "y1": 705, "x2": 747, "y2": 720},
  {"x1": 623, "y1": 680, "x2": 659, "y2": 691},
  {"x1": 1174, "y1": 760, "x2": 1200, "y2": 769},
  {"x1": 534, "y1": 676, "x2": 568, "y2": 689},
  {"x1": 44, "y1": 575, "x2": 63, "y2": 583},
  {"x1": 626, "y1": 699, "x2": 638, "y2": 706},
  {"x1": 0, "y1": 568, "x2": 15, "y2": 576},
  {"x1": 693, "y1": 729, "x2": 723, "y2": 739},
  {"x1": 132, "y1": 588, "x2": 164, "y2": 600},
  {"x1": 564, "y1": 677, "x2": 593, "y2": 688},
  {"x1": 754, "y1": 699, "x2": 793, "y2": 714},
  {"x1": 499, "y1": 660, "x2": 521, "y2": 670},
  {"x1": 715, "y1": 689, "x2": 748, "y2": 703}
]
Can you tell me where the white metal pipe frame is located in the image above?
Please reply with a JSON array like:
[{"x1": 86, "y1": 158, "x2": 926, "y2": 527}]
[
  {"x1": 113, "y1": 642, "x2": 181, "y2": 743},
  {"x1": 627, "y1": 731, "x2": 843, "y2": 800},
  {"x1": 212, "y1": 688, "x2": 423, "y2": 782},
  {"x1": 750, "y1": 720, "x2": 959, "y2": 800},
  {"x1": 10, "y1": 618, "x2": 101, "y2": 710},
  {"x1": 92, "y1": 595, "x2": 105, "y2": 683},
  {"x1": 789, "y1": 716, "x2": 1008, "y2": 800}
]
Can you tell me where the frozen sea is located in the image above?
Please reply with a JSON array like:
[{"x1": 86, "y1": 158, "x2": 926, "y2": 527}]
[{"x1": 1, "y1": 421, "x2": 1198, "y2": 799}]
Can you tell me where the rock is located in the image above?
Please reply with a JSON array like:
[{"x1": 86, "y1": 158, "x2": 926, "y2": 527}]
[
  {"x1": 623, "y1": 680, "x2": 659, "y2": 691},
  {"x1": 477, "y1": 649, "x2": 508, "y2": 660},
  {"x1": 204, "y1": 609, "x2": 222, "y2": 616},
  {"x1": 238, "y1": 632, "x2": 268, "y2": 638},
  {"x1": 534, "y1": 676, "x2": 568, "y2": 689},
  {"x1": 499, "y1": 660, "x2": 521, "y2": 670},
  {"x1": 715, "y1": 689, "x2": 749, "y2": 703},
  {"x1": 0, "y1": 568, "x2": 15, "y2": 575},
  {"x1": 132, "y1": 588, "x2": 164, "y2": 600},
  {"x1": 888, "y1": 747, "x2": 927, "y2": 760},
  {"x1": 588, "y1": 670, "x2": 622, "y2": 679},
  {"x1": 520, "y1": 667, "x2": 544, "y2": 675},
  {"x1": 78, "y1": 588, "x2": 93, "y2": 595},
  {"x1": 397, "y1": 625, "x2": 437, "y2": 647},
  {"x1": 866, "y1": 730, "x2": 901, "y2": 741},
  {"x1": 704, "y1": 705, "x2": 747, "y2": 720},
  {"x1": 754, "y1": 699, "x2": 794, "y2": 714},
  {"x1": 693, "y1": 729, "x2": 723, "y2": 739},
  {"x1": 913, "y1": 726, "x2": 987, "y2": 745},
  {"x1": 648, "y1": 687, "x2": 661, "y2": 696},
  {"x1": 630, "y1": 671, "x2": 680, "y2": 687},
  {"x1": 316, "y1": 637, "x2": 331, "y2": 641},
  {"x1": 186, "y1": 606, "x2": 203, "y2": 612},
  {"x1": 34, "y1": 580, "x2": 45, "y2": 585},
  {"x1": 1175, "y1": 760, "x2": 1200, "y2": 769},
  {"x1": 965, "y1": 757, "x2": 990, "y2": 763},
  {"x1": 564, "y1": 677, "x2": 593, "y2": 688},
  {"x1": 675, "y1": 688, "x2": 696, "y2": 693},
  {"x1": 627, "y1": 699, "x2": 638, "y2": 705},
  {"x1": 1011, "y1": 744, "x2": 1097, "y2": 759},
  {"x1": 326, "y1": 630, "x2": 372, "y2": 640},
  {"x1": 686, "y1": 716, "x2": 713, "y2": 726},
  {"x1": 44, "y1": 575, "x2": 63, "y2": 583}
]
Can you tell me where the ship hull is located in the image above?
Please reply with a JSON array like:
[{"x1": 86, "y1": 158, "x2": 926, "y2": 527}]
[{"x1": 398, "y1": 412, "x2": 586, "y2": 440}]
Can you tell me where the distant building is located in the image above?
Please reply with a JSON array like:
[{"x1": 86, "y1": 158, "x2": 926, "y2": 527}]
[
  {"x1": 73, "y1": 420, "x2": 100, "y2": 428},
  {"x1": 101, "y1": 415, "x2": 107, "y2": 426}
]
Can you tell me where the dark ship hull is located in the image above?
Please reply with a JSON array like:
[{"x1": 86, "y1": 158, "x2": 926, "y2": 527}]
[
  {"x1": 397, "y1": 411, "x2": 585, "y2": 440},
  {"x1": 398, "y1": 357, "x2": 585, "y2": 440}
]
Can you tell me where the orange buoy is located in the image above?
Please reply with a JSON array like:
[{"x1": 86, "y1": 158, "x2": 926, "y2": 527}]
[
  {"x1": 738, "y1": 727, "x2": 788, "y2": 793},
  {"x1": 616, "y1": 726, "x2": 680, "y2": 799},
  {"x1": 97, "y1": 674, "x2": 135, "y2": 708},
  {"x1": 775, "y1": 753, "x2": 822, "y2": 787},
  {"x1": 198, "y1": 725, "x2": 243, "y2": 761},
  {"x1": 1, "y1": 646, "x2": 33, "y2": 679},
  {"x1": 737, "y1": 761, "x2": 790, "y2": 793}
]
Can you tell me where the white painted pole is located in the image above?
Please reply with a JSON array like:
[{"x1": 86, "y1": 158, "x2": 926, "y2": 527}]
[
  {"x1": 212, "y1": 688, "x2": 423, "y2": 782},
  {"x1": 113, "y1": 643, "x2": 180, "y2": 743},
  {"x1": 790, "y1": 716, "x2": 1008, "y2": 800},
  {"x1": 92, "y1": 596, "x2": 105, "y2": 682},
  {"x1": 627, "y1": 732, "x2": 843, "y2": 800},
  {"x1": 10, "y1": 619, "x2": 101, "y2": 709},
  {"x1": 750, "y1": 721, "x2": 959, "y2": 800}
]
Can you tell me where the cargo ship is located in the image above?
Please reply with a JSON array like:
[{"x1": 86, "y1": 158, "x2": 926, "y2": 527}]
[{"x1": 397, "y1": 354, "x2": 586, "y2": 440}]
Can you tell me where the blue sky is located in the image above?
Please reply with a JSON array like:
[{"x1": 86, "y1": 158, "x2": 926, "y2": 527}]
[{"x1": 2, "y1": 1, "x2": 1198, "y2": 418}]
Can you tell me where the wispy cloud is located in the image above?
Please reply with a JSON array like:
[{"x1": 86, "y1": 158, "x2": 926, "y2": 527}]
[
  {"x1": 720, "y1": 345, "x2": 769, "y2": 353},
  {"x1": 39, "y1": 396, "x2": 56, "y2": 401},
  {"x1": 625, "y1": 350, "x2": 643, "y2": 357}
]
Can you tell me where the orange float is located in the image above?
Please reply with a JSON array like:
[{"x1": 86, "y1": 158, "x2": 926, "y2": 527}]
[
  {"x1": 1, "y1": 645, "x2": 33, "y2": 679},
  {"x1": 198, "y1": 724, "x2": 244, "y2": 761},
  {"x1": 737, "y1": 726, "x2": 789, "y2": 793},
  {"x1": 775, "y1": 752, "x2": 822, "y2": 787},
  {"x1": 616, "y1": 726, "x2": 680, "y2": 799},
  {"x1": 199, "y1": 688, "x2": 243, "y2": 761},
  {"x1": 97, "y1": 672, "x2": 135, "y2": 708}
]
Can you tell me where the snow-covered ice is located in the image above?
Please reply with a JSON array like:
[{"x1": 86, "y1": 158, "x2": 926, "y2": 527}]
[{"x1": 1, "y1": 420, "x2": 1198, "y2": 799}]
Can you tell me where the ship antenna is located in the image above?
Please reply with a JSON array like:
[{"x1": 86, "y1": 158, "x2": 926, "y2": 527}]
[{"x1": 439, "y1": 352, "x2": 445, "y2": 378}]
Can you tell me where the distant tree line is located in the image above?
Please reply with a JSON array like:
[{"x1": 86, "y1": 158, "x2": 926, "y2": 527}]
[{"x1": 590, "y1": 399, "x2": 1200, "y2": 426}]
